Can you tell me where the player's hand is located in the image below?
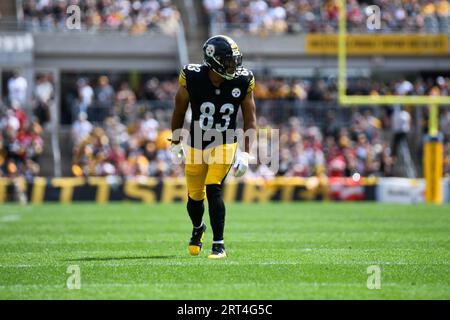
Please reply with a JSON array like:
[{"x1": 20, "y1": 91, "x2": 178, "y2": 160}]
[
  {"x1": 233, "y1": 152, "x2": 251, "y2": 177},
  {"x1": 170, "y1": 142, "x2": 185, "y2": 162}
]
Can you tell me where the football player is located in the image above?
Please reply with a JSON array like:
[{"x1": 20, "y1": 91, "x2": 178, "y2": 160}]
[{"x1": 170, "y1": 35, "x2": 257, "y2": 259}]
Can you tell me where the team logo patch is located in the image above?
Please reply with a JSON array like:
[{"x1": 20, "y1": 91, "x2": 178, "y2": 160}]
[
  {"x1": 232, "y1": 88, "x2": 241, "y2": 98},
  {"x1": 205, "y1": 44, "x2": 215, "y2": 57}
]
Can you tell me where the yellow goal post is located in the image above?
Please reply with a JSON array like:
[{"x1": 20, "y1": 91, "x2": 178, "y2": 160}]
[{"x1": 337, "y1": 0, "x2": 449, "y2": 203}]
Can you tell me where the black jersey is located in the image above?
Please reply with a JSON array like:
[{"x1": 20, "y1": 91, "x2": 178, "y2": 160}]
[{"x1": 179, "y1": 64, "x2": 255, "y2": 149}]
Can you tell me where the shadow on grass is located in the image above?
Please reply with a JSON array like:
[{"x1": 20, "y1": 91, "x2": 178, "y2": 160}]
[{"x1": 65, "y1": 255, "x2": 176, "y2": 262}]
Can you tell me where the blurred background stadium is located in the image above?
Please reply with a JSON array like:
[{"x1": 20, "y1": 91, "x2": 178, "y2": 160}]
[
  {"x1": 1, "y1": 0, "x2": 450, "y2": 301},
  {"x1": 0, "y1": 0, "x2": 450, "y2": 204}
]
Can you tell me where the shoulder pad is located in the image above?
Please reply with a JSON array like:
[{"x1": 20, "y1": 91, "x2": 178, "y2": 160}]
[
  {"x1": 179, "y1": 64, "x2": 203, "y2": 87},
  {"x1": 236, "y1": 68, "x2": 253, "y2": 80},
  {"x1": 236, "y1": 68, "x2": 255, "y2": 93},
  {"x1": 184, "y1": 64, "x2": 203, "y2": 74}
]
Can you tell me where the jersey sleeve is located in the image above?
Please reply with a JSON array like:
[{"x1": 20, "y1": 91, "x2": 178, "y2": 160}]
[
  {"x1": 178, "y1": 67, "x2": 187, "y2": 88},
  {"x1": 247, "y1": 73, "x2": 255, "y2": 93}
]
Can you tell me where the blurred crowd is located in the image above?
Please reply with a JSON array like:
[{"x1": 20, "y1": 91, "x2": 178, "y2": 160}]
[
  {"x1": 18, "y1": 0, "x2": 450, "y2": 35},
  {"x1": 72, "y1": 74, "x2": 450, "y2": 113},
  {"x1": 71, "y1": 112, "x2": 180, "y2": 177},
  {"x1": 3, "y1": 71, "x2": 55, "y2": 126},
  {"x1": 70, "y1": 105, "x2": 450, "y2": 179},
  {"x1": 2, "y1": 71, "x2": 450, "y2": 179},
  {"x1": 253, "y1": 76, "x2": 450, "y2": 100},
  {"x1": 204, "y1": 0, "x2": 450, "y2": 34},
  {"x1": 0, "y1": 104, "x2": 43, "y2": 178},
  {"x1": 72, "y1": 75, "x2": 178, "y2": 122},
  {"x1": 0, "y1": 71, "x2": 49, "y2": 178},
  {"x1": 21, "y1": 0, "x2": 181, "y2": 34},
  {"x1": 68, "y1": 73, "x2": 450, "y2": 179},
  {"x1": 254, "y1": 110, "x2": 393, "y2": 178}
]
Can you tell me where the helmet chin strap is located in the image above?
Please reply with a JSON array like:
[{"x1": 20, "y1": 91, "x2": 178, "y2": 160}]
[
  {"x1": 215, "y1": 69, "x2": 235, "y2": 80},
  {"x1": 217, "y1": 70, "x2": 235, "y2": 80},
  {"x1": 205, "y1": 61, "x2": 235, "y2": 80}
]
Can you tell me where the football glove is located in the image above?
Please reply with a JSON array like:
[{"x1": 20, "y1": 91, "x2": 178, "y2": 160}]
[
  {"x1": 233, "y1": 151, "x2": 251, "y2": 177},
  {"x1": 170, "y1": 142, "x2": 185, "y2": 162}
]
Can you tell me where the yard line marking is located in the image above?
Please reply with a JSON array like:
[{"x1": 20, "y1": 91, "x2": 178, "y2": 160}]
[
  {"x1": 1, "y1": 281, "x2": 444, "y2": 290},
  {"x1": 1, "y1": 261, "x2": 449, "y2": 269},
  {"x1": 0, "y1": 214, "x2": 21, "y2": 223}
]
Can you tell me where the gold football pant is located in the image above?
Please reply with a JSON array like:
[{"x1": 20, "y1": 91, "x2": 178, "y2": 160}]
[
  {"x1": 185, "y1": 143, "x2": 236, "y2": 242},
  {"x1": 185, "y1": 143, "x2": 237, "y2": 201}
]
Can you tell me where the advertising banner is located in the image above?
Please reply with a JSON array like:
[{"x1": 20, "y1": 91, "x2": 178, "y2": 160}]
[
  {"x1": 1, "y1": 177, "x2": 447, "y2": 204},
  {"x1": 305, "y1": 34, "x2": 449, "y2": 56}
]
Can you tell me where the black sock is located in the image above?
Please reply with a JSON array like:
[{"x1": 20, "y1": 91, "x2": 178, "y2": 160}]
[
  {"x1": 187, "y1": 197, "x2": 204, "y2": 228},
  {"x1": 206, "y1": 184, "x2": 225, "y2": 241}
]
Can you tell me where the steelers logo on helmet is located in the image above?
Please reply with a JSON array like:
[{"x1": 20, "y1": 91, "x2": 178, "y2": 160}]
[
  {"x1": 232, "y1": 88, "x2": 241, "y2": 98},
  {"x1": 205, "y1": 44, "x2": 215, "y2": 57},
  {"x1": 202, "y1": 35, "x2": 243, "y2": 80}
]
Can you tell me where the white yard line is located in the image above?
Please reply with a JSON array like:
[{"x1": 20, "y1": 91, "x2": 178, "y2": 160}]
[
  {"x1": 0, "y1": 260, "x2": 449, "y2": 269},
  {"x1": 0, "y1": 214, "x2": 21, "y2": 223},
  {"x1": 0, "y1": 281, "x2": 410, "y2": 290}
]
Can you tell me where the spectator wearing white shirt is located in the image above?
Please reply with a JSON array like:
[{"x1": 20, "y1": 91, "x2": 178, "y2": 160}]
[
  {"x1": 72, "y1": 112, "x2": 93, "y2": 146},
  {"x1": 77, "y1": 78, "x2": 94, "y2": 115},
  {"x1": 204, "y1": 0, "x2": 224, "y2": 12},
  {"x1": 34, "y1": 74, "x2": 54, "y2": 124},
  {"x1": 249, "y1": 0, "x2": 269, "y2": 33},
  {"x1": 3, "y1": 109, "x2": 21, "y2": 134},
  {"x1": 395, "y1": 79, "x2": 414, "y2": 95},
  {"x1": 8, "y1": 71, "x2": 28, "y2": 107},
  {"x1": 140, "y1": 112, "x2": 159, "y2": 142},
  {"x1": 204, "y1": 0, "x2": 225, "y2": 25},
  {"x1": 391, "y1": 106, "x2": 411, "y2": 158}
]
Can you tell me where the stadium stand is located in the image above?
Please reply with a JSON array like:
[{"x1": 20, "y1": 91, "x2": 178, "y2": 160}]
[
  {"x1": 0, "y1": 0, "x2": 449, "y2": 183},
  {"x1": 2, "y1": 68, "x2": 450, "y2": 178},
  {"x1": 0, "y1": 102, "x2": 43, "y2": 178},
  {"x1": 48, "y1": 72, "x2": 446, "y2": 179},
  {"x1": 204, "y1": 0, "x2": 450, "y2": 34},
  {"x1": 21, "y1": 0, "x2": 181, "y2": 34}
]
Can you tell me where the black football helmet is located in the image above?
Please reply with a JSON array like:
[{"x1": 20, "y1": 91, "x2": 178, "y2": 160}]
[{"x1": 202, "y1": 35, "x2": 243, "y2": 80}]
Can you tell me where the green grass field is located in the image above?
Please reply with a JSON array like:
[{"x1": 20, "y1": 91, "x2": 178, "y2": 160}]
[{"x1": 0, "y1": 203, "x2": 449, "y2": 299}]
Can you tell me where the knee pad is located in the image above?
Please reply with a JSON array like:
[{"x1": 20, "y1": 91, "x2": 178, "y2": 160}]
[{"x1": 188, "y1": 188, "x2": 206, "y2": 201}]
